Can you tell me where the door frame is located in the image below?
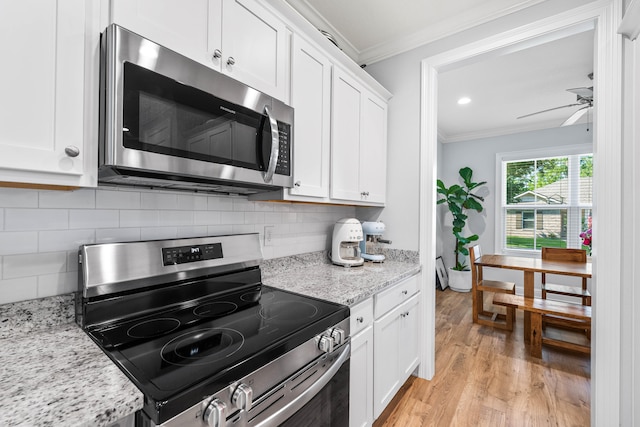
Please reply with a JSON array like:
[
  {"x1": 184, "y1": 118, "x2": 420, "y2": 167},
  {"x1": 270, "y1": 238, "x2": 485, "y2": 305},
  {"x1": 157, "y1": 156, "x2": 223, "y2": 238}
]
[{"x1": 418, "y1": 1, "x2": 622, "y2": 424}]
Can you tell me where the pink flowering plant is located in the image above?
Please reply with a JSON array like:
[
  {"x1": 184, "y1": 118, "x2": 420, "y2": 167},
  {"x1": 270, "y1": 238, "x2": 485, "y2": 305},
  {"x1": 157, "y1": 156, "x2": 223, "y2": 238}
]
[{"x1": 580, "y1": 216, "x2": 592, "y2": 255}]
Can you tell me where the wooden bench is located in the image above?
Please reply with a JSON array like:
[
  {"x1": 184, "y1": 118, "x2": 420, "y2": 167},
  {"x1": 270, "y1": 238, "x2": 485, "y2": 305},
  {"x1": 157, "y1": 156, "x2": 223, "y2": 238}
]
[{"x1": 493, "y1": 293, "x2": 591, "y2": 358}]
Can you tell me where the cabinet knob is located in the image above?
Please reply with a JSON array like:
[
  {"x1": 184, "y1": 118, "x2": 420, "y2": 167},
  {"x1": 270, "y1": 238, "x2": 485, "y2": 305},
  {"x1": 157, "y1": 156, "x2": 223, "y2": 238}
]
[
  {"x1": 227, "y1": 56, "x2": 236, "y2": 66},
  {"x1": 356, "y1": 316, "x2": 364, "y2": 323},
  {"x1": 212, "y1": 49, "x2": 222, "y2": 59},
  {"x1": 402, "y1": 290, "x2": 408, "y2": 295},
  {"x1": 294, "y1": 181, "x2": 301, "y2": 187},
  {"x1": 64, "y1": 146, "x2": 80, "y2": 158}
]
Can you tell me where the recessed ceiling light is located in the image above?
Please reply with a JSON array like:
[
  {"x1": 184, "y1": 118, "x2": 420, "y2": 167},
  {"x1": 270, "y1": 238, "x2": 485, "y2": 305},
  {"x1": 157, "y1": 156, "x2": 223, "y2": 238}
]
[{"x1": 457, "y1": 97, "x2": 471, "y2": 105}]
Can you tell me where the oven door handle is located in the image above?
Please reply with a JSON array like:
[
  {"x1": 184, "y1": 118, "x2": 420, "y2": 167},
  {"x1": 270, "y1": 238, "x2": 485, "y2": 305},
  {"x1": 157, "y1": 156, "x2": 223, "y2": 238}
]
[{"x1": 255, "y1": 343, "x2": 350, "y2": 427}]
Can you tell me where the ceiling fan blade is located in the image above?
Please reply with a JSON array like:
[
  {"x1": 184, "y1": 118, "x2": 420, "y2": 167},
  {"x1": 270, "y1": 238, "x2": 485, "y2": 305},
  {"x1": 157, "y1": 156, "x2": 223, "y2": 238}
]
[
  {"x1": 517, "y1": 103, "x2": 582, "y2": 120},
  {"x1": 561, "y1": 106, "x2": 591, "y2": 126},
  {"x1": 567, "y1": 87, "x2": 593, "y2": 98}
]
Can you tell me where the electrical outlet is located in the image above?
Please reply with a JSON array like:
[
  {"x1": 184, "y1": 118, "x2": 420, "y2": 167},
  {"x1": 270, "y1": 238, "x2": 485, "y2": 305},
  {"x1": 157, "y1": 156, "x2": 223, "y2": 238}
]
[{"x1": 264, "y1": 226, "x2": 274, "y2": 246}]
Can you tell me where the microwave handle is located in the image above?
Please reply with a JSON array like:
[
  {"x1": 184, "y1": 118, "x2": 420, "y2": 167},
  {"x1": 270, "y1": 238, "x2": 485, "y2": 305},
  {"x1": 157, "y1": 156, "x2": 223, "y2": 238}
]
[{"x1": 263, "y1": 105, "x2": 280, "y2": 183}]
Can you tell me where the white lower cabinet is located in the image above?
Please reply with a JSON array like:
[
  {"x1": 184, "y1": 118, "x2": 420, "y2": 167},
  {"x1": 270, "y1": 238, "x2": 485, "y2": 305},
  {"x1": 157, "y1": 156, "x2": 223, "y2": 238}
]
[
  {"x1": 350, "y1": 322, "x2": 374, "y2": 426},
  {"x1": 372, "y1": 276, "x2": 421, "y2": 419}
]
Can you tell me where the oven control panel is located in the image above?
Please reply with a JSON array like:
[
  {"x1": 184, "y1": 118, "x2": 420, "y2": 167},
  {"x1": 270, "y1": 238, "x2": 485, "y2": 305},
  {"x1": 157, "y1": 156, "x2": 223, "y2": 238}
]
[{"x1": 162, "y1": 243, "x2": 223, "y2": 266}]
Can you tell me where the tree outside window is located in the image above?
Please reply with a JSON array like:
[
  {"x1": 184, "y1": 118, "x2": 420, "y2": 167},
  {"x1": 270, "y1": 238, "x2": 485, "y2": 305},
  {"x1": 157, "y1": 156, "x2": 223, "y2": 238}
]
[{"x1": 503, "y1": 153, "x2": 592, "y2": 251}]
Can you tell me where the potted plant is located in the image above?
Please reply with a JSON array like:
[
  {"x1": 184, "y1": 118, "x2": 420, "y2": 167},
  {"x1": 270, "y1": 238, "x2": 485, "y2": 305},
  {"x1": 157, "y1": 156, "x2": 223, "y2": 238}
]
[{"x1": 437, "y1": 167, "x2": 486, "y2": 292}]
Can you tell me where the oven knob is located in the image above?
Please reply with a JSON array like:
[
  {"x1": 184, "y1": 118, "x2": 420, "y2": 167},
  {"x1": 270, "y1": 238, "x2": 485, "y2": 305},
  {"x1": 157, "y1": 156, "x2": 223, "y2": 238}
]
[
  {"x1": 331, "y1": 328, "x2": 346, "y2": 346},
  {"x1": 318, "y1": 334, "x2": 334, "y2": 353},
  {"x1": 232, "y1": 383, "x2": 253, "y2": 411},
  {"x1": 203, "y1": 398, "x2": 226, "y2": 427}
]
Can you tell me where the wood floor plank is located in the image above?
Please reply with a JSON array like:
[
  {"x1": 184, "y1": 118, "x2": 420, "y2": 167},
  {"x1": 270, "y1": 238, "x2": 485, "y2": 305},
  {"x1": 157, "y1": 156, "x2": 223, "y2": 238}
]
[{"x1": 373, "y1": 289, "x2": 590, "y2": 427}]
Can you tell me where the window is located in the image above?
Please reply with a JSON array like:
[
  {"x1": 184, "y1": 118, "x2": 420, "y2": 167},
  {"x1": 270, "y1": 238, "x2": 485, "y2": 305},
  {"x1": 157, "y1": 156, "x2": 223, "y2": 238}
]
[{"x1": 498, "y1": 148, "x2": 592, "y2": 253}]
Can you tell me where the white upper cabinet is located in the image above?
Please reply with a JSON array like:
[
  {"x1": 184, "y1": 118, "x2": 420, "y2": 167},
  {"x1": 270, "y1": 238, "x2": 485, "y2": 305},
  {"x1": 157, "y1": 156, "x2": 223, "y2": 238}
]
[
  {"x1": 111, "y1": 0, "x2": 289, "y2": 101},
  {"x1": 0, "y1": 0, "x2": 97, "y2": 188},
  {"x1": 331, "y1": 67, "x2": 387, "y2": 205},
  {"x1": 289, "y1": 34, "x2": 332, "y2": 198}
]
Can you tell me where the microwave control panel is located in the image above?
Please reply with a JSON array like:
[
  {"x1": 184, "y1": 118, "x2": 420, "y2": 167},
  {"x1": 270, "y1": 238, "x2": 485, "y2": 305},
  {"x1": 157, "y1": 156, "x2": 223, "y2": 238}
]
[{"x1": 275, "y1": 122, "x2": 291, "y2": 176}]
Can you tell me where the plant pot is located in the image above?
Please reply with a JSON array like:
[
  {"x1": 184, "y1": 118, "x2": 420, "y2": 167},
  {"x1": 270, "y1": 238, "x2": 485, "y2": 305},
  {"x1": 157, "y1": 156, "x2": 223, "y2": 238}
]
[{"x1": 448, "y1": 268, "x2": 472, "y2": 292}]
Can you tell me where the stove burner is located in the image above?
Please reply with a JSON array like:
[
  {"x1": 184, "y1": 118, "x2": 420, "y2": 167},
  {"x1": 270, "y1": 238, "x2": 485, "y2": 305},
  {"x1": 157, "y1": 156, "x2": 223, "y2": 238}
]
[
  {"x1": 161, "y1": 328, "x2": 244, "y2": 366},
  {"x1": 193, "y1": 302, "x2": 238, "y2": 318},
  {"x1": 259, "y1": 301, "x2": 318, "y2": 323},
  {"x1": 127, "y1": 318, "x2": 181, "y2": 338},
  {"x1": 240, "y1": 290, "x2": 262, "y2": 303}
]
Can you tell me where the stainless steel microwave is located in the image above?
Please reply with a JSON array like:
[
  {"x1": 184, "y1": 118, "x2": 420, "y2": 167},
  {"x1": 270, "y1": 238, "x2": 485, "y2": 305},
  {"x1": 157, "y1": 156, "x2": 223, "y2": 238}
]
[{"x1": 99, "y1": 24, "x2": 293, "y2": 195}]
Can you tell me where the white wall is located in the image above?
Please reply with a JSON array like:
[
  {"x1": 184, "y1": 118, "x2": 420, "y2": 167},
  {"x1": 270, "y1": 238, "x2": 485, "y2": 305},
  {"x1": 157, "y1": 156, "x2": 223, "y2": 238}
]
[
  {"x1": 437, "y1": 124, "x2": 592, "y2": 271},
  {"x1": 363, "y1": 0, "x2": 594, "y2": 252},
  {"x1": 0, "y1": 186, "x2": 355, "y2": 304}
]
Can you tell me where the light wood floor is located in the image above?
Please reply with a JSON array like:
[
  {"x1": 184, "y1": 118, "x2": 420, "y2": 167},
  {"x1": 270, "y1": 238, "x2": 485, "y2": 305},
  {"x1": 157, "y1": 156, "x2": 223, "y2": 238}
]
[{"x1": 374, "y1": 289, "x2": 590, "y2": 427}]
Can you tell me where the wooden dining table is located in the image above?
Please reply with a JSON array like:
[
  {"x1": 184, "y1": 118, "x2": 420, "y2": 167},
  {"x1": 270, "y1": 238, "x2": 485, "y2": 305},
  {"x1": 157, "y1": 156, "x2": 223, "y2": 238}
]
[{"x1": 475, "y1": 254, "x2": 592, "y2": 343}]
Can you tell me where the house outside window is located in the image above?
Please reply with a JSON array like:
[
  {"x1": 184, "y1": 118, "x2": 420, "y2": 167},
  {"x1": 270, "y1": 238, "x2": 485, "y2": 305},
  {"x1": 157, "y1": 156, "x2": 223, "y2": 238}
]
[{"x1": 497, "y1": 146, "x2": 592, "y2": 253}]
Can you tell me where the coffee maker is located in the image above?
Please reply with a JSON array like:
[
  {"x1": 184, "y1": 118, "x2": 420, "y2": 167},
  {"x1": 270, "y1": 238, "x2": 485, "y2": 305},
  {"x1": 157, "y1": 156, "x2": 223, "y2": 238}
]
[
  {"x1": 360, "y1": 221, "x2": 392, "y2": 262},
  {"x1": 331, "y1": 218, "x2": 364, "y2": 267}
]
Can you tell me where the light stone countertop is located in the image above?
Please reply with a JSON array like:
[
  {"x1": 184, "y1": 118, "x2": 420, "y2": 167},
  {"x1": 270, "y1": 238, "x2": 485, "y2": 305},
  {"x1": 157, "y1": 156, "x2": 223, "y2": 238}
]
[
  {"x1": 0, "y1": 296, "x2": 143, "y2": 427},
  {"x1": 0, "y1": 250, "x2": 419, "y2": 426},
  {"x1": 262, "y1": 251, "x2": 421, "y2": 306}
]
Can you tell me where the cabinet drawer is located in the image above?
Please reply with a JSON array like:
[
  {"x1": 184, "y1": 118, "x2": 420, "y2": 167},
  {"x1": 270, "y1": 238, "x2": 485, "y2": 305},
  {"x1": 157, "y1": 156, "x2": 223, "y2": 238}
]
[
  {"x1": 350, "y1": 297, "x2": 373, "y2": 336},
  {"x1": 374, "y1": 274, "x2": 419, "y2": 319}
]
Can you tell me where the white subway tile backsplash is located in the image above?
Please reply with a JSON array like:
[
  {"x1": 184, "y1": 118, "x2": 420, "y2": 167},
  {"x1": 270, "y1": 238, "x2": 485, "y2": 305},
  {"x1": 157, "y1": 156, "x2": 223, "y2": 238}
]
[
  {"x1": 70, "y1": 209, "x2": 119, "y2": 229},
  {"x1": 96, "y1": 189, "x2": 141, "y2": 209},
  {"x1": 176, "y1": 226, "x2": 208, "y2": 238},
  {"x1": 0, "y1": 231, "x2": 38, "y2": 255},
  {"x1": 0, "y1": 188, "x2": 38, "y2": 208},
  {"x1": 38, "y1": 271, "x2": 78, "y2": 298},
  {"x1": 194, "y1": 211, "x2": 221, "y2": 225},
  {"x1": 158, "y1": 210, "x2": 194, "y2": 226},
  {"x1": 3, "y1": 252, "x2": 67, "y2": 279},
  {"x1": 39, "y1": 188, "x2": 95, "y2": 208},
  {"x1": 177, "y1": 194, "x2": 208, "y2": 210},
  {"x1": 264, "y1": 212, "x2": 282, "y2": 224},
  {"x1": 141, "y1": 192, "x2": 178, "y2": 210},
  {"x1": 141, "y1": 227, "x2": 178, "y2": 240},
  {"x1": 220, "y1": 211, "x2": 245, "y2": 225},
  {"x1": 95, "y1": 228, "x2": 141, "y2": 243},
  {"x1": 39, "y1": 229, "x2": 96, "y2": 253},
  {"x1": 5, "y1": 209, "x2": 68, "y2": 231},
  {"x1": 0, "y1": 187, "x2": 356, "y2": 303},
  {"x1": 0, "y1": 277, "x2": 38, "y2": 304},
  {"x1": 120, "y1": 210, "x2": 159, "y2": 227},
  {"x1": 208, "y1": 196, "x2": 234, "y2": 211}
]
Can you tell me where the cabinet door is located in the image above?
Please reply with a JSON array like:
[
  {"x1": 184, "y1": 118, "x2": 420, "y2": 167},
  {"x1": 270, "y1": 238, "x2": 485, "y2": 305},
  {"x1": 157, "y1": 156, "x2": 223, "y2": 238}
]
[
  {"x1": 331, "y1": 68, "x2": 362, "y2": 201},
  {"x1": 373, "y1": 304, "x2": 401, "y2": 419},
  {"x1": 0, "y1": 0, "x2": 91, "y2": 187},
  {"x1": 221, "y1": 0, "x2": 289, "y2": 100},
  {"x1": 290, "y1": 35, "x2": 331, "y2": 198},
  {"x1": 359, "y1": 94, "x2": 387, "y2": 203},
  {"x1": 111, "y1": 0, "x2": 210, "y2": 66},
  {"x1": 399, "y1": 294, "x2": 421, "y2": 378},
  {"x1": 349, "y1": 326, "x2": 374, "y2": 427}
]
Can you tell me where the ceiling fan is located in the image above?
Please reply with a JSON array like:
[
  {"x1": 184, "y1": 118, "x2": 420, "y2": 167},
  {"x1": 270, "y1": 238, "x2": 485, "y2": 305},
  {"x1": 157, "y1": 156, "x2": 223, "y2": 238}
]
[{"x1": 517, "y1": 74, "x2": 593, "y2": 126}]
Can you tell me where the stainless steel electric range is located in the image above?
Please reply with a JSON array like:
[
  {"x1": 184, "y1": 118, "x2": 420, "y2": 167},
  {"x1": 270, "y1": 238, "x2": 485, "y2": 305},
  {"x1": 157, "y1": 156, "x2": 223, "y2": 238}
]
[{"x1": 75, "y1": 234, "x2": 350, "y2": 427}]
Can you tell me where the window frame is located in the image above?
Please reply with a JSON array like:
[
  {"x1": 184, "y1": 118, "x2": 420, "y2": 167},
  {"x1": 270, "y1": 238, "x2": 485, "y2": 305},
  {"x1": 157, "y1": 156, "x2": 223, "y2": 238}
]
[{"x1": 495, "y1": 144, "x2": 592, "y2": 256}]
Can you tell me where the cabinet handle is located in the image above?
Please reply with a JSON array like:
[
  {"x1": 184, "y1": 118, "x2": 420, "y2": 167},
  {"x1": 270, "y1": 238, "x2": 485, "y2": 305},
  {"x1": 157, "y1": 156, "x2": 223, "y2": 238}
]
[
  {"x1": 64, "y1": 146, "x2": 80, "y2": 158},
  {"x1": 227, "y1": 56, "x2": 236, "y2": 66},
  {"x1": 212, "y1": 49, "x2": 222, "y2": 60},
  {"x1": 356, "y1": 316, "x2": 364, "y2": 323},
  {"x1": 294, "y1": 181, "x2": 301, "y2": 187},
  {"x1": 402, "y1": 290, "x2": 408, "y2": 295}
]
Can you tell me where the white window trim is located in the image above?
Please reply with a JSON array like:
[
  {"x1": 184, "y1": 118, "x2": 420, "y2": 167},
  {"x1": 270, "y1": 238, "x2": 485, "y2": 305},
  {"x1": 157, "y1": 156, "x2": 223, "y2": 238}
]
[{"x1": 495, "y1": 143, "x2": 592, "y2": 257}]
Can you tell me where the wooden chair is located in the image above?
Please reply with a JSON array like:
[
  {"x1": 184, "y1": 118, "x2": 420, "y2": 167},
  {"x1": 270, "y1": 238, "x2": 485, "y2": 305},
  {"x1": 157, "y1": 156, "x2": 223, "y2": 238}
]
[
  {"x1": 540, "y1": 247, "x2": 591, "y2": 338},
  {"x1": 469, "y1": 245, "x2": 516, "y2": 331},
  {"x1": 541, "y1": 247, "x2": 591, "y2": 306}
]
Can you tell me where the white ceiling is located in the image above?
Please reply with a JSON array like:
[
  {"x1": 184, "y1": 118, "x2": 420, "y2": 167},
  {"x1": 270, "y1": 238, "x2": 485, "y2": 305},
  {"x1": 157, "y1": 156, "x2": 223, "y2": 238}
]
[{"x1": 284, "y1": 0, "x2": 595, "y2": 143}]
